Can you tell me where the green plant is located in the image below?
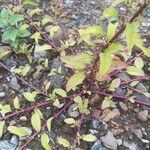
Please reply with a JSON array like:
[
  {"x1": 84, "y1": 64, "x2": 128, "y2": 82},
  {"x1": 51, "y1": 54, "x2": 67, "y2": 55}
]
[
  {"x1": 0, "y1": 1, "x2": 150, "y2": 150},
  {"x1": 0, "y1": 8, "x2": 30, "y2": 53}
]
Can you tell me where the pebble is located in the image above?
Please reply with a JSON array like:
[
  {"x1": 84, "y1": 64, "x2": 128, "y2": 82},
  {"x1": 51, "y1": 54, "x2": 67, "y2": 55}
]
[
  {"x1": 123, "y1": 141, "x2": 138, "y2": 150},
  {"x1": 117, "y1": 139, "x2": 122, "y2": 146},
  {"x1": 68, "y1": 104, "x2": 79, "y2": 118},
  {"x1": 138, "y1": 110, "x2": 149, "y2": 122},
  {"x1": 119, "y1": 102, "x2": 128, "y2": 111},
  {"x1": 101, "y1": 131, "x2": 118, "y2": 150},
  {"x1": 10, "y1": 77, "x2": 20, "y2": 91},
  {"x1": 132, "y1": 129, "x2": 143, "y2": 139},
  {"x1": 101, "y1": 109, "x2": 120, "y2": 122},
  {"x1": 91, "y1": 140, "x2": 103, "y2": 150},
  {"x1": 116, "y1": 72, "x2": 130, "y2": 81},
  {"x1": 0, "y1": 92, "x2": 5, "y2": 98}
]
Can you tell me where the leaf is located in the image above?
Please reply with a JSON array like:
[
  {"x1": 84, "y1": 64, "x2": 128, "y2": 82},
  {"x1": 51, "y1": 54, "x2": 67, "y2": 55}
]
[
  {"x1": 21, "y1": 65, "x2": 31, "y2": 76},
  {"x1": 127, "y1": 66, "x2": 144, "y2": 76},
  {"x1": 1, "y1": 8, "x2": 10, "y2": 18},
  {"x1": 31, "y1": 32, "x2": 42, "y2": 43},
  {"x1": 101, "y1": 7, "x2": 118, "y2": 20},
  {"x1": 31, "y1": 109, "x2": 41, "y2": 131},
  {"x1": 13, "y1": 96, "x2": 20, "y2": 109},
  {"x1": 1, "y1": 105, "x2": 11, "y2": 115},
  {"x1": 61, "y1": 52, "x2": 92, "y2": 70},
  {"x1": 130, "y1": 81, "x2": 139, "y2": 87},
  {"x1": 101, "y1": 97, "x2": 112, "y2": 110},
  {"x1": 112, "y1": 0, "x2": 125, "y2": 6},
  {"x1": 109, "y1": 78, "x2": 121, "y2": 91},
  {"x1": 29, "y1": 8, "x2": 42, "y2": 17},
  {"x1": 41, "y1": 133, "x2": 51, "y2": 150},
  {"x1": 97, "y1": 52, "x2": 112, "y2": 78},
  {"x1": 2, "y1": 28, "x2": 18, "y2": 42},
  {"x1": 141, "y1": 47, "x2": 150, "y2": 57},
  {"x1": 143, "y1": 92, "x2": 150, "y2": 98},
  {"x1": 23, "y1": 91, "x2": 37, "y2": 102},
  {"x1": 64, "y1": 118, "x2": 76, "y2": 125},
  {"x1": 50, "y1": 26, "x2": 61, "y2": 37},
  {"x1": 8, "y1": 126, "x2": 28, "y2": 137},
  {"x1": 53, "y1": 89, "x2": 67, "y2": 97},
  {"x1": 35, "y1": 44, "x2": 52, "y2": 51},
  {"x1": 105, "y1": 43, "x2": 122, "y2": 54},
  {"x1": 57, "y1": 137, "x2": 70, "y2": 148},
  {"x1": 9, "y1": 14, "x2": 24, "y2": 25},
  {"x1": 82, "y1": 134, "x2": 97, "y2": 142},
  {"x1": 79, "y1": 25, "x2": 104, "y2": 45},
  {"x1": 18, "y1": 25, "x2": 31, "y2": 37},
  {"x1": 0, "y1": 51, "x2": 11, "y2": 59},
  {"x1": 125, "y1": 22, "x2": 139, "y2": 51},
  {"x1": 107, "y1": 22, "x2": 118, "y2": 40},
  {"x1": 0, "y1": 121, "x2": 5, "y2": 138},
  {"x1": 134, "y1": 57, "x2": 144, "y2": 69},
  {"x1": 47, "y1": 117, "x2": 53, "y2": 132},
  {"x1": 66, "y1": 72, "x2": 85, "y2": 92}
]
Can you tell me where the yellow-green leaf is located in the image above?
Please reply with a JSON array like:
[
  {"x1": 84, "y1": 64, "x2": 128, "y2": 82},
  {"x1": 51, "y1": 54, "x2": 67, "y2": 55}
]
[
  {"x1": 98, "y1": 52, "x2": 112, "y2": 78},
  {"x1": 109, "y1": 78, "x2": 121, "y2": 91},
  {"x1": 101, "y1": 7, "x2": 118, "y2": 20},
  {"x1": 0, "y1": 121, "x2": 5, "y2": 138},
  {"x1": 13, "y1": 96, "x2": 20, "y2": 109},
  {"x1": 47, "y1": 117, "x2": 53, "y2": 132},
  {"x1": 23, "y1": 91, "x2": 37, "y2": 102},
  {"x1": 105, "y1": 43, "x2": 122, "y2": 54},
  {"x1": 31, "y1": 109, "x2": 41, "y2": 131},
  {"x1": 107, "y1": 22, "x2": 118, "y2": 40},
  {"x1": 61, "y1": 52, "x2": 92, "y2": 70},
  {"x1": 127, "y1": 66, "x2": 144, "y2": 76},
  {"x1": 64, "y1": 118, "x2": 76, "y2": 125},
  {"x1": 134, "y1": 57, "x2": 144, "y2": 69},
  {"x1": 53, "y1": 88, "x2": 67, "y2": 97},
  {"x1": 0, "y1": 51, "x2": 11, "y2": 59},
  {"x1": 82, "y1": 134, "x2": 97, "y2": 142},
  {"x1": 8, "y1": 126, "x2": 28, "y2": 137},
  {"x1": 57, "y1": 137, "x2": 70, "y2": 148},
  {"x1": 66, "y1": 72, "x2": 85, "y2": 92},
  {"x1": 31, "y1": 32, "x2": 42, "y2": 43},
  {"x1": 41, "y1": 133, "x2": 51, "y2": 150},
  {"x1": 1, "y1": 105, "x2": 11, "y2": 115}
]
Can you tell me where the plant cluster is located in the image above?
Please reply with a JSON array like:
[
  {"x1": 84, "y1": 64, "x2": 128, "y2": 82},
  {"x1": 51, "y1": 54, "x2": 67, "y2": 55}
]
[{"x1": 0, "y1": 0, "x2": 150, "y2": 150}]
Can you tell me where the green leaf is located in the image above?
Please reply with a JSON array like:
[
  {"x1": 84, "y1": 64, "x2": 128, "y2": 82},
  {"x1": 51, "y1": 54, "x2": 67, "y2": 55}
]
[
  {"x1": 125, "y1": 22, "x2": 139, "y2": 51},
  {"x1": 112, "y1": 0, "x2": 125, "y2": 6},
  {"x1": 57, "y1": 137, "x2": 70, "y2": 148},
  {"x1": 21, "y1": 65, "x2": 31, "y2": 76},
  {"x1": 66, "y1": 72, "x2": 85, "y2": 92},
  {"x1": 1, "y1": 8, "x2": 10, "y2": 18},
  {"x1": 29, "y1": 8, "x2": 42, "y2": 17},
  {"x1": 2, "y1": 28, "x2": 18, "y2": 42},
  {"x1": 64, "y1": 118, "x2": 76, "y2": 125},
  {"x1": 23, "y1": 91, "x2": 37, "y2": 102},
  {"x1": 101, "y1": 7, "x2": 118, "y2": 20},
  {"x1": 53, "y1": 89, "x2": 67, "y2": 97},
  {"x1": 13, "y1": 96, "x2": 20, "y2": 109},
  {"x1": 18, "y1": 25, "x2": 31, "y2": 38},
  {"x1": 0, "y1": 121, "x2": 5, "y2": 138},
  {"x1": 50, "y1": 26, "x2": 61, "y2": 37},
  {"x1": 79, "y1": 25, "x2": 104, "y2": 45},
  {"x1": 61, "y1": 52, "x2": 92, "y2": 70},
  {"x1": 105, "y1": 43, "x2": 122, "y2": 54},
  {"x1": 97, "y1": 52, "x2": 112, "y2": 78},
  {"x1": 35, "y1": 44, "x2": 52, "y2": 51},
  {"x1": 141, "y1": 47, "x2": 150, "y2": 57},
  {"x1": 47, "y1": 117, "x2": 53, "y2": 132},
  {"x1": 8, "y1": 126, "x2": 28, "y2": 137},
  {"x1": 9, "y1": 14, "x2": 24, "y2": 25},
  {"x1": 127, "y1": 66, "x2": 144, "y2": 76},
  {"x1": 0, "y1": 51, "x2": 11, "y2": 59},
  {"x1": 143, "y1": 92, "x2": 150, "y2": 98},
  {"x1": 31, "y1": 32, "x2": 42, "y2": 43},
  {"x1": 101, "y1": 97, "x2": 112, "y2": 110},
  {"x1": 109, "y1": 78, "x2": 121, "y2": 91},
  {"x1": 82, "y1": 134, "x2": 97, "y2": 142},
  {"x1": 107, "y1": 22, "x2": 118, "y2": 40},
  {"x1": 1, "y1": 105, "x2": 11, "y2": 115},
  {"x1": 31, "y1": 109, "x2": 41, "y2": 131},
  {"x1": 134, "y1": 57, "x2": 144, "y2": 69},
  {"x1": 41, "y1": 133, "x2": 51, "y2": 150}
]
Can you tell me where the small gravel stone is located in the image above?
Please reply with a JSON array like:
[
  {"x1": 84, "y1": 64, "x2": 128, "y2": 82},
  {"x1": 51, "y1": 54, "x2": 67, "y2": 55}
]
[
  {"x1": 101, "y1": 131, "x2": 118, "y2": 150},
  {"x1": 123, "y1": 141, "x2": 138, "y2": 150},
  {"x1": 132, "y1": 129, "x2": 143, "y2": 139},
  {"x1": 0, "y1": 92, "x2": 5, "y2": 98},
  {"x1": 10, "y1": 77, "x2": 20, "y2": 91},
  {"x1": 138, "y1": 110, "x2": 149, "y2": 122},
  {"x1": 119, "y1": 102, "x2": 128, "y2": 111},
  {"x1": 91, "y1": 140, "x2": 103, "y2": 150},
  {"x1": 116, "y1": 72, "x2": 130, "y2": 81},
  {"x1": 117, "y1": 139, "x2": 122, "y2": 146},
  {"x1": 68, "y1": 104, "x2": 79, "y2": 118}
]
